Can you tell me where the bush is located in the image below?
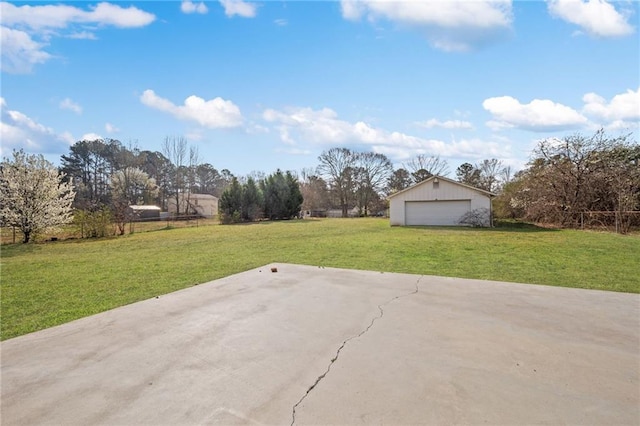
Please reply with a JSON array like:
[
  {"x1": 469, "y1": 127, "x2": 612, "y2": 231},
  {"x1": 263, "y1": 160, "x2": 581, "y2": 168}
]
[
  {"x1": 219, "y1": 210, "x2": 242, "y2": 224},
  {"x1": 458, "y1": 208, "x2": 491, "y2": 227},
  {"x1": 73, "y1": 208, "x2": 114, "y2": 238}
]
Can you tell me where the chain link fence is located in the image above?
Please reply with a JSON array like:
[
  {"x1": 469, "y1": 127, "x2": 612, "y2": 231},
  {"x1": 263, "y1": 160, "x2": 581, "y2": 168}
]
[
  {"x1": 576, "y1": 211, "x2": 640, "y2": 234},
  {"x1": 2, "y1": 215, "x2": 219, "y2": 245}
]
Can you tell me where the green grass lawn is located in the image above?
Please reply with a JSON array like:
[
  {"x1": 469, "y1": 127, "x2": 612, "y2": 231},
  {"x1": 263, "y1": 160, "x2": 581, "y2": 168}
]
[{"x1": 2, "y1": 218, "x2": 639, "y2": 340}]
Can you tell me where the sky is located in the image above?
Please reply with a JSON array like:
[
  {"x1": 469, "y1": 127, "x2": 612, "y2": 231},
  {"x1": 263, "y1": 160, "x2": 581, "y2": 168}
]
[{"x1": 1, "y1": 0, "x2": 639, "y2": 177}]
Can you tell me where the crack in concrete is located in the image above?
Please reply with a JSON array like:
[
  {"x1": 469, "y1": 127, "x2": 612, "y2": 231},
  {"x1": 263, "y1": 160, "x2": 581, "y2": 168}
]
[{"x1": 290, "y1": 276, "x2": 422, "y2": 425}]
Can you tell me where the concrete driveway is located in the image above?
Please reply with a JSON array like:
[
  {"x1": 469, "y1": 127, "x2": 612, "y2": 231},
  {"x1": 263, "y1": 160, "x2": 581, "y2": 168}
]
[{"x1": 2, "y1": 264, "x2": 639, "y2": 425}]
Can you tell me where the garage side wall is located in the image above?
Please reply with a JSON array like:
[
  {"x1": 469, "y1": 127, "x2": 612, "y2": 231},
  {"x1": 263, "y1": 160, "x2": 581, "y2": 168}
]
[{"x1": 389, "y1": 179, "x2": 491, "y2": 226}]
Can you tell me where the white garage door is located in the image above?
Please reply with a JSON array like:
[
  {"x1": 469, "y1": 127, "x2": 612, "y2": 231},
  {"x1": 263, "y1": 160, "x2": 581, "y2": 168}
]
[{"x1": 405, "y1": 200, "x2": 471, "y2": 226}]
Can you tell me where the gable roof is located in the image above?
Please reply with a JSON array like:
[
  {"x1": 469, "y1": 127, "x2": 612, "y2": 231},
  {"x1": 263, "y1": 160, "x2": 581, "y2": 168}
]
[
  {"x1": 128, "y1": 205, "x2": 161, "y2": 211},
  {"x1": 387, "y1": 175, "x2": 496, "y2": 199},
  {"x1": 184, "y1": 193, "x2": 218, "y2": 200}
]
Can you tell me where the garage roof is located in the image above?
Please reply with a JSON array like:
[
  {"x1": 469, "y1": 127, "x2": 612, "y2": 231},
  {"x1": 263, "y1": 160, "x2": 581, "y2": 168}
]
[{"x1": 387, "y1": 175, "x2": 496, "y2": 199}]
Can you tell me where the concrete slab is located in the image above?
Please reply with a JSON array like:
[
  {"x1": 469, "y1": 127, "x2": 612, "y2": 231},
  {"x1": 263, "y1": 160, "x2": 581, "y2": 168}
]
[{"x1": 1, "y1": 264, "x2": 639, "y2": 425}]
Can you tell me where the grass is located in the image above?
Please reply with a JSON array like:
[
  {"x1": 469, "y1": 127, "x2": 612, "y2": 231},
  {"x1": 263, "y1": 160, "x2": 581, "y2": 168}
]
[{"x1": 2, "y1": 218, "x2": 639, "y2": 340}]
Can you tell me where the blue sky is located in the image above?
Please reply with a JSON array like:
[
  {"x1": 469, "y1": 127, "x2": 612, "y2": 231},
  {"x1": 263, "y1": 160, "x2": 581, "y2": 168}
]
[{"x1": 1, "y1": 0, "x2": 638, "y2": 176}]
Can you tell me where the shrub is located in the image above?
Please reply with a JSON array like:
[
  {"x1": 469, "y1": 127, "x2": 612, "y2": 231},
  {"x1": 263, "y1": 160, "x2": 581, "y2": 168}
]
[{"x1": 458, "y1": 208, "x2": 491, "y2": 227}]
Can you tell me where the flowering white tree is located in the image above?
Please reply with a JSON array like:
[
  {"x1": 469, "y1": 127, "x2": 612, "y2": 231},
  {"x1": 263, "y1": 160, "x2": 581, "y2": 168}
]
[{"x1": 0, "y1": 150, "x2": 76, "y2": 243}]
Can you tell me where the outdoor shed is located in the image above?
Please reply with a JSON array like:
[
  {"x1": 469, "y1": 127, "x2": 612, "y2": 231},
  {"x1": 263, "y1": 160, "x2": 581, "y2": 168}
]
[
  {"x1": 388, "y1": 176, "x2": 494, "y2": 226},
  {"x1": 167, "y1": 193, "x2": 219, "y2": 219},
  {"x1": 127, "y1": 205, "x2": 161, "y2": 221}
]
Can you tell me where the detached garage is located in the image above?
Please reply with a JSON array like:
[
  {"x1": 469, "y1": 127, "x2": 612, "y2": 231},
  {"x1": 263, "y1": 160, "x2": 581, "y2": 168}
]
[{"x1": 389, "y1": 176, "x2": 494, "y2": 226}]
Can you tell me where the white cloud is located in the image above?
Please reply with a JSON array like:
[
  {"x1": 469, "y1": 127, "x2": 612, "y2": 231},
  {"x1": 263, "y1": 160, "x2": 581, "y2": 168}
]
[
  {"x1": 81, "y1": 132, "x2": 102, "y2": 141},
  {"x1": 417, "y1": 118, "x2": 474, "y2": 130},
  {"x1": 0, "y1": 2, "x2": 155, "y2": 73},
  {"x1": 582, "y1": 87, "x2": 640, "y2": 121},
  {"x1": 547, "y1": 0, "x2": 634, "y2": 37},
  {"x1": 67, "y1": 31, "x2": 98, "y2": 40},
  {"x1": 0, "y1": 97, "x2": 73, "y2": 156},
  {"x1": 483, "y1": 96, "x2": 588, "y2": 131},
  {"x1": 140, "y1": 89, "x2": 243, "y2": 129},
  {"x1": 59, "y1": 131, "x2": 75, "y2": 145},
  {"x1": 604, "y1": 119, "x2": 639, "y2": 131},
  {"x1": 340, "y1": 0, "x2": 513, "y2": 51},
  {"x1": 105, "y1": 123, "x2": 119, "y2": 134},
  {"x1": 274, "y1": 19, "x2": 288, "y2": 26},
  {"x1": 219, "y1": 0, "x2": 257, "y2": 18},
  {"x1": 181, "y1": 0, "x2": 208, "y2": 14},
  {"x1": 0, "y1": 2, "x2": 156, "y2": 30},
  {"x1": 0, "y1": 26, "x2": 51, "y2": 74},
  {"x1": 59, "y1": 98, "x2": 82, "y2": 114},
  {"x1": 246, "y1": 123, "x2": 270, "y2": 134},
  {"x1": 263, "y1": 106, "x2": 508, "y2": 161}
]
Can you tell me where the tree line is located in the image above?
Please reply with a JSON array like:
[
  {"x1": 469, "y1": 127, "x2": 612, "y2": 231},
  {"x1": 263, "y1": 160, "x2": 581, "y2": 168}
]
[
  {"x1": 303, "y1": 148, "x2": 512, "y2": 218},
  {"x1": 1, "y1": 130, "x2": 638, "y2": 242},
  {"x1": 60, "y1": 137, "x2": 236, "y2": 213}
]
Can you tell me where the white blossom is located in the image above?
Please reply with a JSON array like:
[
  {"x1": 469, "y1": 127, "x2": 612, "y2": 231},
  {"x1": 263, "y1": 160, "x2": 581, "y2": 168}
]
[{"x1": 0, "y1": 150, "x2": 75, "y2": 243}]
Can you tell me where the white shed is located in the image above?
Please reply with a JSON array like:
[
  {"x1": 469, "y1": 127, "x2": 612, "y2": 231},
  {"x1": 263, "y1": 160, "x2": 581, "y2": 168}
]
[
  {"x1": 167, "y1": 193, "x2": 219, "y2": 219},
  {"x1": 388, "y1": 176, "x2": 494, "y2": 226}
]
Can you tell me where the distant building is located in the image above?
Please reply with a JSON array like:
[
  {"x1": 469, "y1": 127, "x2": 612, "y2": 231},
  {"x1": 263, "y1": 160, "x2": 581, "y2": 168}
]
[
  {"x1": 167, "y1": 193, "x2": 219, "y2": 219},
  {"x1": 127, "y1": 205, "x2": 161, "y2": 221}
]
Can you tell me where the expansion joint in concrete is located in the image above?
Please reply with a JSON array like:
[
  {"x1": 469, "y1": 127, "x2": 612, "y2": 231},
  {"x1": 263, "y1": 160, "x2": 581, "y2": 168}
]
[{"x1": 290, "y1": 276, "x2": 423, "y2": 425}]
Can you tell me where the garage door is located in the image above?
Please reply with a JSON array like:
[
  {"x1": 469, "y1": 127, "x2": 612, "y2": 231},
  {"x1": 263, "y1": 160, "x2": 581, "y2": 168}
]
[{"x1": 405, "y1": 200, "x2": 471, "y2": 226}]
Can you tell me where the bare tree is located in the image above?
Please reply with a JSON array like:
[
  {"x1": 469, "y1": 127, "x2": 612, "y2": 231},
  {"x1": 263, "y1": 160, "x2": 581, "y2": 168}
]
[
  {"x1": 513, "y1": 130, "x2": 638, "y2": 230},
  {"x1": 354, "y1": 152, "x2": 393, "y2": 216},
  {"x1": 501, "y1": 165, "x2": 513, "y2": 186},
  {"x1": 404, "y1": 154, "x2": 449, "y2": 183},
  {"x1": 183, "y1": 145, "x2": 201, "y2": 214},
  {"x1": 477, "y1": 158, "x2": 503, "y2": 193},
  {"x1": 299, "y1": 168, "x2": 329, "y2": 214},
  {"x1": 317, "y1": 148, "x2": 356, "y2": 217},
  {"x1": 162, "y1": 136, "x2": 188, "y2": 216}
]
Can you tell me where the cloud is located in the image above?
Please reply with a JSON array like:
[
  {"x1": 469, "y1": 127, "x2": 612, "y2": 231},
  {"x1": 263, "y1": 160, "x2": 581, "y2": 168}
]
[
  {"x1": 81, "y1": 132, "x2": 102, "y2": 141},
  {"x1": 274, "y1": 19, "x2": 288, "y2": 26},
  {"x1": 0, "y1": 2, "x2": 156, "y2": 30},
  {"x1": 59, "y1": 98, "x2": 82, "y2": 114},
  {"x1": 340, "y1": 0, "x2": 513, "y2": 51},
  {"x1": 66, "y1": 31, "x2": 98, "y2": 40},
  {"x1": 181, "y1": 0, "x2": 208, "y2": 14},
  {"x1": 219, "y1": 0, "x2": 257, "y2": 18},
  {"x1": 0, "y1": 26, "x2": 51, "y2": 74},
  {"x1": 0, "y1": 97, "x2": 73, "y2": 156},
  {"x1": 483, "y1": 96, "x2": 588, "y2": 131},
  {"x1": 582, "y1": 87, "x2": 640, "y2": 121},
  {"x1": 263, "y1": 106, "x2": 508, "y2": 161},
  {"x1": 105, "y1": 123, "x2": 119, "y2": 134},
  {"x1": 417, "y1": 118, "x2": 474, "y2": 130},
  {"x1": 0, "y1": 2, "x2": 155, "y2": 73},
  {"x1": 547, "y1": 0, "x2": 634, "y2": 37},
  {"x1": 140, "y1": 89, "x2": 244, "y2": 129}
]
